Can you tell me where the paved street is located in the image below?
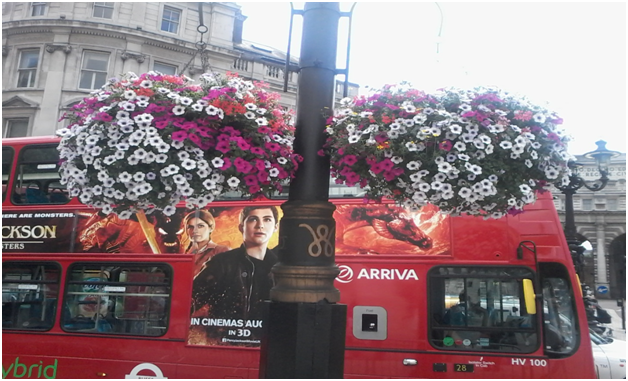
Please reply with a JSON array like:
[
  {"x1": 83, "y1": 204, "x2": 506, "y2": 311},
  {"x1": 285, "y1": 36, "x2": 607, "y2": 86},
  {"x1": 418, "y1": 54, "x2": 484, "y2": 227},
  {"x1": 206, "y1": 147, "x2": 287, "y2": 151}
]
[{"x1": 598, "y1": 299, "x2": 626, "y2": 341}]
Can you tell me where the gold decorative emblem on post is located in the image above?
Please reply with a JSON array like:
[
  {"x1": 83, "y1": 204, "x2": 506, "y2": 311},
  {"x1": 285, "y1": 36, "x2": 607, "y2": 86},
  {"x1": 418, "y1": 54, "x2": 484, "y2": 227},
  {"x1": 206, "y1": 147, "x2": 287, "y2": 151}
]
[{"x1": 299, "y1": 224, "x2": 335, "y2": 257}]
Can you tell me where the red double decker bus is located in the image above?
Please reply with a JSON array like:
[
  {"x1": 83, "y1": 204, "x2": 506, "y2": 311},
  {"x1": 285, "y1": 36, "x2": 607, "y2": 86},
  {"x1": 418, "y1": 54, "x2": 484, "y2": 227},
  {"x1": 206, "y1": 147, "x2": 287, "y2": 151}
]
[{"x1": 2, "y1": 136, "x2": 596, "y2": 378}]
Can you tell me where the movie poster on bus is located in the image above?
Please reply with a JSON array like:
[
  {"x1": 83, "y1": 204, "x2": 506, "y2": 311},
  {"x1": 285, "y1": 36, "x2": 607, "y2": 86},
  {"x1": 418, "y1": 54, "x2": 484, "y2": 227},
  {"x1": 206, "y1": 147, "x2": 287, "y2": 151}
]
[
  {"x1": 3, "y1": 203, "x2": 450, "y2": 347},
  {"x1": 185, "y1": 203, "x2": 450, "y2": 347}
]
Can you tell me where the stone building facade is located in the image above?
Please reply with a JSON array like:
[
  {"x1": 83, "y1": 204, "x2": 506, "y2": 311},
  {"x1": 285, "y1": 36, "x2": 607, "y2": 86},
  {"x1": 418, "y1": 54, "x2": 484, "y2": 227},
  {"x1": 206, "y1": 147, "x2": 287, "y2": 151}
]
[
  {"x1": 2, "y1": 2, "x2": 359, "y2": 137},
  {"x1": 553, "y1": 152, "x2": 626, "y2": 300}
]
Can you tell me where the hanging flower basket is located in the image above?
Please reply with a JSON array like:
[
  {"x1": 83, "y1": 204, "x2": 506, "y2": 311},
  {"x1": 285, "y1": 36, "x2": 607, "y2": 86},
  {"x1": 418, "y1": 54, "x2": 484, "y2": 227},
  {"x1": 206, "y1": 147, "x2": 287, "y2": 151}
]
[
  {"x1": 322, "y1": 83, "x2": 572, "y2": 219},
  {"x1": 58, "y1": 71, "x2": 302, "y2": 219}
]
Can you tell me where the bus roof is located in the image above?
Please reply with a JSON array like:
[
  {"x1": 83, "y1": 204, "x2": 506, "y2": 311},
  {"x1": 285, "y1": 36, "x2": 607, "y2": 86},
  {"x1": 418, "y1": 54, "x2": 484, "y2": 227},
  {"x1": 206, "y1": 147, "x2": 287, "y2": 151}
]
[{"x1": 2, "y1": 136, "x2": 61, "y2": 146}]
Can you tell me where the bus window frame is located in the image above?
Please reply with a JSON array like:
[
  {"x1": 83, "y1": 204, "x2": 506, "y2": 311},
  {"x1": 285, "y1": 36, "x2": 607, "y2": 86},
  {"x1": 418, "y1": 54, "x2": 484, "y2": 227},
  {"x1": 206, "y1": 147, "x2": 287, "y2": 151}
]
[
  {"x1": 2, "y1": 261, "x2": 62, "y2": 332},
  {"x1": 427, "y1": 265, "x2": 540, "y2": 354},
  {"x1": 61, "y1": 262, "x2": 173, "y2": 337},
  {"x1": 2, "y1": 146, "x2": 15, "y2": 202}
]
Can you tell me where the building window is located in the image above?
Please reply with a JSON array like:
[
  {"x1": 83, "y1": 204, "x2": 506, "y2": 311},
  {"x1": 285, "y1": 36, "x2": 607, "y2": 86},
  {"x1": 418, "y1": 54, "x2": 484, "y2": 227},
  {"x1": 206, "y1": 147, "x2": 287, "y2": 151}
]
[
  {"x1": 607, "y1": 199, "x2": 618, "y2": 211},
  {"x1": 17, "y1": 49, "x2": 39, "y2": 88},
  {"x1": 79, "y1": 51, "x2": 109, "y2": 90},
  {"x1": 93, "y1": 2, "x2": 114, "y2": 19},
  {"x1": 31, "y1": 2, "x2": 46, "y2": 16},
  {"x1": 581, "y1": 199, "x2": 592, "y2": 211},
  {"x1": 3, "y1": 119, "x2": 29, "y2": 138},
  {"x1": 161, "y1": 6, "x2": 181, "y2": 34},
  {"x1": 153, "y1": 62, "x2": 177, "y2": 75}
]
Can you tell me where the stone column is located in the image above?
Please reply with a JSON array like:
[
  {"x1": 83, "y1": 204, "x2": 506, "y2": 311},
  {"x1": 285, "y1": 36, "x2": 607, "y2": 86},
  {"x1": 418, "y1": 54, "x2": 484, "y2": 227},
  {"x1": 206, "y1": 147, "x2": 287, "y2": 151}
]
[
  {"x1": 595, "y1": 217, "x2": 609, "y2": 298},
  {"x1": 37, "y1": 30, "x2": 72, "y2": 135}
]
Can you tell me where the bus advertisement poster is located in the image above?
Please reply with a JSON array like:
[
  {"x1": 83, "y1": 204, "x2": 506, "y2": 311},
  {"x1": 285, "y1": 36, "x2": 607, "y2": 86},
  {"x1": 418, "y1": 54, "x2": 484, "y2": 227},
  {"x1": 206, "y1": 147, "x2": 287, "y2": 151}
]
[{"x1": 2, "y1": 203, "x2": 450, "y2": 347}]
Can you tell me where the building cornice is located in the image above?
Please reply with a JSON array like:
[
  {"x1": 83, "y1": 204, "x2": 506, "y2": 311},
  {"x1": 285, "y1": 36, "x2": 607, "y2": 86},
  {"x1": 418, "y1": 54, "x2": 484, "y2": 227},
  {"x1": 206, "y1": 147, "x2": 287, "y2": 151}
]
[{"x1": 70, "y1": 27, "x2": 126, "y2": 40}]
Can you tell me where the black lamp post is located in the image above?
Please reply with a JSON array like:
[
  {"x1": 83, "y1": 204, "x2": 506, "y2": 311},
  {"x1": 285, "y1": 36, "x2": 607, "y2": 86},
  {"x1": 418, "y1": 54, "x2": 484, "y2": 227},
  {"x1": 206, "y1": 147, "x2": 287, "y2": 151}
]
[
  {"x1": 555, "y1": 140, "x2": 620, "y2": 278},
  {"x1": 259, "y1": 3, "x2": 347, "y2": 378}
]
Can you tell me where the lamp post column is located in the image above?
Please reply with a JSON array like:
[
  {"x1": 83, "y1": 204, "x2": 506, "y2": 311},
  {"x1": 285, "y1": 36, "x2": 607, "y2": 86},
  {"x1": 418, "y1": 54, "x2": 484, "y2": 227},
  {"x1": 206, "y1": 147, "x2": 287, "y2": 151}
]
[
  {"x1": 562, "y1": 176, "x2": 583, "y2": 276},
  {"x1": 258, "y1": 3, "x2": 346, "y2": 378}
]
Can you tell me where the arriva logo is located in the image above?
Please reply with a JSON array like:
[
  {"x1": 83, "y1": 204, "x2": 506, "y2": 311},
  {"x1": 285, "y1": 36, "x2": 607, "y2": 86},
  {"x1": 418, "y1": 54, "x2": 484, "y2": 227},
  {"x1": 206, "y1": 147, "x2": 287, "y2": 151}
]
[
  {"x1": 336, "y1": 265, "x2": 419, "y2": 283},
  {"x1": 336, "y1": 265, "x2": 354, "y2": 283}
]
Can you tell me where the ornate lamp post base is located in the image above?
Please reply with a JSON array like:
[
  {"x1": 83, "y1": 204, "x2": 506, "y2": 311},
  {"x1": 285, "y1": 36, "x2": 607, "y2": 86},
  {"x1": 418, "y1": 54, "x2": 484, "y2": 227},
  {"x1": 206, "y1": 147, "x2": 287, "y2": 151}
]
[
  {"x1": 260, "y1": 200, "x2": 346, "y2": 378},
  {"x1": 259, "y1": 302, "x2": 347, "y2": 378}
]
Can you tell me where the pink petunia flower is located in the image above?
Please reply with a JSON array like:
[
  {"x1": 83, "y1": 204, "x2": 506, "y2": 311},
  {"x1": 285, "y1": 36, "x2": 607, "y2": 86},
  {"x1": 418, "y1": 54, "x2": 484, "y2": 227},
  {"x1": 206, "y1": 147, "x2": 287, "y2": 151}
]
[
  {"x1": 383, "y1": 171, "x2": 398, "y2": 181},
  {"x1": 265, "y1": 142, "x2": 281, "y2": 152},
  {"x1": 251, "y1": 147, "x2": 265, "y2": 156},
  {"x1": 188, "y1": 133, "x2": 201, "y2": 146},
  {"x1": 243, "y1": 174, "x2": 258, "y2": 186},
  {"x1": 155, "y1": 120, "x2": 169, "y2": 129},
  {"x1": 370, "y1": 162, "x2": 385, "y2": 174},
  {"x1": 257, "y1": 170, "x2": 269, "y2": 182},
  {"x1": 172, "y1": 131, "x2": 188, "y2": 141},
  {"x1": 342, "y1": 155, "x2": 358, "y2": 166},
  {"x1": 439, "y1": 140, "x2": 453, "y2": 151},
  {"x1": 235, "y1": 138, "x2": 251, "y2": 151},
  {"x1": 345, "y1": 171, "x2": 360, "y2": 185},
  {"x1": 248, "y1": 184, "x2": 261, "y2": 194},
  {"x1": 379, "y1": 158, "x2": 394, "y2": 171},
  {"x1": 254, "y1": 159, "x2": 266, "y2": 171},
  {"x1": 216, "y1": 141, "x2": 231, "y2": 153},
  {"x1": 234, "y1": 157, "x2": 253, "y2": 174}
]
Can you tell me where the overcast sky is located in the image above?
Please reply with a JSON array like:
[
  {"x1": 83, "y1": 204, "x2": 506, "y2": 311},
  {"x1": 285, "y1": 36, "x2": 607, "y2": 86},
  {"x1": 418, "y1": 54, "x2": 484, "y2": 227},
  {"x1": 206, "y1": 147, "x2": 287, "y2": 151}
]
[{"x1": 238, "y1": 2, "x2": 626, "y2": 156}]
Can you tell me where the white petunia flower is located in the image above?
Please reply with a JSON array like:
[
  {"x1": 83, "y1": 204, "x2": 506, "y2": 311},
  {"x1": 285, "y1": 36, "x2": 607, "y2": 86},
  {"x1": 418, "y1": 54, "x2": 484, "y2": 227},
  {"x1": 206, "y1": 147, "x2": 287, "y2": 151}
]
[
  {"x1": 118, "y1": 171, "x2": 132, "y2": 183},
  {"x1": 179, "y1": 97, "x2": 193, "y2": 106},
  {"x1": 227, "y1": 177, "x2": 241, "y2": 188},
  {"x1": 533, "y1": 113, "x2": 546, "y2": 123},
  {"x1": 124, "y1": 90, "x2": 136, "y2": 100},
  {"x1": 406, "y1": 161, "x2": 421, "y2": 170},
  {"x1": 172, "y1": 105, "x2": 186, "y2": 116},
  {"x1": 163, "y1": 205, "x2": 177, "y2": 216},
  {"x1": 181, "y1": 159, "x2": 196, "y2": 170},
  {"x1": 458, "y1": 187, "x2": 472, "y2": 199},
  {"x1": 206, "y1": 105, "x2": 220, "y2": 116},
  {"x1": 449, "y1": 124, "x2": 463, "y2": 134},
  {"x1": 499, "y1": 141, "x2": 513, "y2": 150},
  {"x1": 211, "y1": 157, "x2": 225, "y2": 168},
  {"x1": 438, "y1": 162, "x2": 453, "y2": 173}
]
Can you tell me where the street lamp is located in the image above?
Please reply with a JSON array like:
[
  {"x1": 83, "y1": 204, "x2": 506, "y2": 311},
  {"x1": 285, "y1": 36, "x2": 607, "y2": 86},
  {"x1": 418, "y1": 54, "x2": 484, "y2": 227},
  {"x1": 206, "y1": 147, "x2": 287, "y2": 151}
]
[{"x1": 555, "y1": 140, "x2": 620, "y2": 277}]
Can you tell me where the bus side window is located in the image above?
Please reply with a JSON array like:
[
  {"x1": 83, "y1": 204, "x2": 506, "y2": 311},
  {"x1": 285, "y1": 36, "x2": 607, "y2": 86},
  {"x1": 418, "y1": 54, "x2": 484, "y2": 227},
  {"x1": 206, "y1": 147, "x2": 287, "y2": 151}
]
[
  {"x1": 428, "y1": 266, "x2": 538, "y2": 353},
  {"x1": 13, "y1": 144, "x2": 68, "y2": 205},
  {"x1": 2, "y1": 262, "x2": 61, "y2": 331},
  {"x1": 2, "y1": 146, "x2": 15, "y2": 202},
  {"x1": 62, "y1": 263, "x2": 171, "y2": 337}
]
